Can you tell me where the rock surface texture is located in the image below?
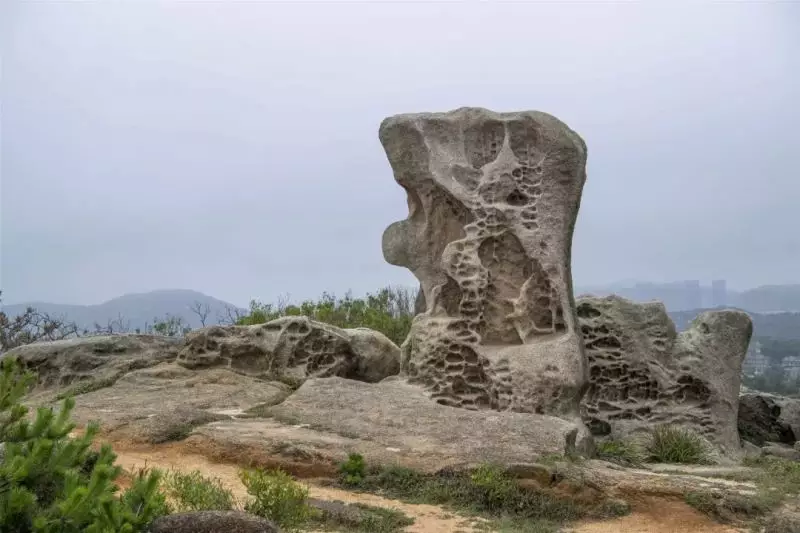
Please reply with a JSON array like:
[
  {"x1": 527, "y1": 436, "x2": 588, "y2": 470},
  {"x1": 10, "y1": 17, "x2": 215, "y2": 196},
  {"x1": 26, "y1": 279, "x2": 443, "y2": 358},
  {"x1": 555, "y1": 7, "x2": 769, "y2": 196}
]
[
  {"x1": 176, "y1": 317, "x2": 400, "y2": 384},
  {"x1": 380, "y1": 107, "x2": 588, "y2": 417},
  {"x1": 266, "y1": 377, "x2": 592, "y2": 463},
  {"x1": 0, "y1": 334, "x2": 181, "y2": 390},
  {"x1": 576, "y1": 295, "x2": 753, "y2": 454}
]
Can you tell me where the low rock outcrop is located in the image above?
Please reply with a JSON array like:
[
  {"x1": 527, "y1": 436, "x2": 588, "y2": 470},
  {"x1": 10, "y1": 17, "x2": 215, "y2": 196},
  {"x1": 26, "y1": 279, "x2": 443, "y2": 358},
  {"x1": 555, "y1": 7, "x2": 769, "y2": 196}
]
[
  {"x1": 576, "y1": 295, "x2": 752, "y2": 454},
  {"x1": 1, "y1": 334, "x2": 181, "y2": 390},
  {"x1": 265, "y1": 377, "x2": 592, "y2": 464},
  {"x1": 176, "y1": 317, "x2": 400, "y2": 384},
  {"x1": 60, "y1": 363, "x2": 291, "y2": 443},
  {"x1": 380, "y1": 107, "x2": 589, "y2": 417}
]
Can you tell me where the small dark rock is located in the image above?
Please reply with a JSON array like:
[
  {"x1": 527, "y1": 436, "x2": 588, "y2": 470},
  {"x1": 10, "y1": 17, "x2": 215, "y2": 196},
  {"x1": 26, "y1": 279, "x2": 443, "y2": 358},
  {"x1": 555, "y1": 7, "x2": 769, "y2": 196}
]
[
  {"x1": 147, "y1": 510, "x2": 280, "y2": 533},
  {"x1": 738, "y1": 394, "x2": 795, "y2": 446}
]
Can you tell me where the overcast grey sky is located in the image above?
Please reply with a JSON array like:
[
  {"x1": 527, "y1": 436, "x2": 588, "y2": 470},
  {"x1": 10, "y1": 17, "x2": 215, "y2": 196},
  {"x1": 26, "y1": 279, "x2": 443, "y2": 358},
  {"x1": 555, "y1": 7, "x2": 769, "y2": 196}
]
[{"x1": 2, "y1": 1, "x2": 798, "y2": 307}]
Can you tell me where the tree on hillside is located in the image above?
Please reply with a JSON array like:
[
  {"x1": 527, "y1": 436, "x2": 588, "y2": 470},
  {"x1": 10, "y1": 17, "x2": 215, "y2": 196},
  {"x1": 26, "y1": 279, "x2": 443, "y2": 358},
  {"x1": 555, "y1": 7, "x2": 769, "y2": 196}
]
[
  {"x1": 218, "y1": 304, "x2": 246, "y2": 326},
  {"x1": 148, "y1": 315, "x2": 190, "y2": 337},
  {"x1": 0, "y1": 290, "x2": 82, "y2": 353},
  {"x1": 92, "y1": 312, "x2": 131, "y2": 335},
  {"x1": 189, "y1": 300, "x2": 212, "y2": 327}
]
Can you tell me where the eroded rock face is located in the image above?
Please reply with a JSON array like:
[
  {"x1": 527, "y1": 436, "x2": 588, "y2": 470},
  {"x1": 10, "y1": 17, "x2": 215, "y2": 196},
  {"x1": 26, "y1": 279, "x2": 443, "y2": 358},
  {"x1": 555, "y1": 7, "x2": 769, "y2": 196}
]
[
  {"x1": 576, "y1": 295, "x2": 753, "y2": 454},
  {"x1": 1, "y1": 335, "x2": 181, "y2": 390},
  {"x1": 380, "y1": 108, "x2": 588, "y2": 417},
  {"x1": 177, "y1": 316, "x2": 400, "y2": 384}
]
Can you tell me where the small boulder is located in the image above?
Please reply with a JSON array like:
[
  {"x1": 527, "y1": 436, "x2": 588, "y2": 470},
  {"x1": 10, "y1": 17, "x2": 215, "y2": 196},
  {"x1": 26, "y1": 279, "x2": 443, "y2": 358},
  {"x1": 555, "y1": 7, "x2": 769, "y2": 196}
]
[
  {"x1": 742, "y1": 440, "x2": 762, "y2": 459},
  {"x1": 147, "y1": 510, "x2": 280, "y2": 533},
  {"x1": 762, "y1": 443, "x2": 800, "y2": 461},
  {"x1": 738, "y1": 393, "x2": 797, "y2": 446}
]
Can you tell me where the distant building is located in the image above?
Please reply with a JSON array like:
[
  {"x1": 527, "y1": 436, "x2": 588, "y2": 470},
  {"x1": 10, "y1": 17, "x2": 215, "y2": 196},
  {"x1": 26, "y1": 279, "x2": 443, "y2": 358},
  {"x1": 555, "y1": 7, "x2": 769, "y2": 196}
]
[
  {"x1": 742, "y1": 339, "x2": 768, "y2": 376},
  {"x1": 711, "y1": 279, "x2": 727, "y2": 308},
  {"x1": 684, "y1": 280, "x2": 702, "y2": 310}
]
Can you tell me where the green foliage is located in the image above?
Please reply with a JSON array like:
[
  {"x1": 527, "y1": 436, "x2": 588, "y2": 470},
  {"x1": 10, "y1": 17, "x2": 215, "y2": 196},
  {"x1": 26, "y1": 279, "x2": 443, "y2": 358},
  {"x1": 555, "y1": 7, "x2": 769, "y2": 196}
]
[
  {"x1": 741, "y1": 455, "x2": 800, "y2": 512},
  {"x1": 356, "y1": 463, "x2": 600, "y2": 526},
  {"x1": 345, "y1": 503, "x2": 414, "y2": 532},
  {"x1": 595, "y1": 439, "x2": 645, "y2": 466},
  {"x1": 148, "y1": 315, "x2": 190, "y2": 338},
  {"x1": 684, "y1": 490, "x2": 771, "y2": 523},
  {"x1": 645, "y1": 425, "x2": 712, "y2": 464},
  {"x1": 309, "y1": 501, "x2": 414, "y2": 533},
  {"x1": 237, "y1": 286, "x2": 416, "y2": 346},
  {"x1": 161, "y1": 469, "x2": 235, "y2": 512},
  {"x1": 239, "y1": 467, "x2": 311, "y2": 532},
  {"x1": 339, "y1": 453, "x2": 367, "y2": 486},
  {"x1": 0, "y1": 356, "x2": 168, "y2": 532}
]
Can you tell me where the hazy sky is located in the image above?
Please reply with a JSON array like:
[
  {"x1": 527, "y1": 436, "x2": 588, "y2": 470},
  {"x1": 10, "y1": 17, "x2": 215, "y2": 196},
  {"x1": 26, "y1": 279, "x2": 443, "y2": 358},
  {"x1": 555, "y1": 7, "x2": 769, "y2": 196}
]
[{"x1": 2, "y1": 1, "x2": 798, "y2": 307}]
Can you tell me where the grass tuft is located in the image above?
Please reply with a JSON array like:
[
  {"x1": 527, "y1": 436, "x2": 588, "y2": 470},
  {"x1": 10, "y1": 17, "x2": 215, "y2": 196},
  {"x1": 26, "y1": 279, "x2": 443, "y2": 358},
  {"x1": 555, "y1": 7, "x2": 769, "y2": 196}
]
[
  {"x1": 645, "y1": 425, "x2": 712, "y2": 464},
  {"x1": 595, "y1": 439, "x2": 645, "y2": 467}
]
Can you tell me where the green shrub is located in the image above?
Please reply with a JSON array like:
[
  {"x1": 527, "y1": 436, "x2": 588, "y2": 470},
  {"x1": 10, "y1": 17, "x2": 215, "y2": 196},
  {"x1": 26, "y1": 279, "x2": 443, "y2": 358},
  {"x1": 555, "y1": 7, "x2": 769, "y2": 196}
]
[
  {"x1": 239, "y1": 467, "x2": 311, "y2": 532},
  {"x1": 595, "y1": 439, "x2": 644, "y2": 466},
  {"x1": 162, "y1": 469, "x2": 235, "y2": 512},
  {"x1": 0, "y1": 356, "x2": 169, "y2": 532},
  {"x1": 339, "y1": 453, "x2": 367, "y2": 486},
  {"x1": 238, "y1": 286, "x2": 417, "y2": 346},
  {"x1": 645, "y1": 425, "x2": 712, "y2": 464},
  {"x1": 358, "y1": 464, "x2": 584, "y2": 524}
]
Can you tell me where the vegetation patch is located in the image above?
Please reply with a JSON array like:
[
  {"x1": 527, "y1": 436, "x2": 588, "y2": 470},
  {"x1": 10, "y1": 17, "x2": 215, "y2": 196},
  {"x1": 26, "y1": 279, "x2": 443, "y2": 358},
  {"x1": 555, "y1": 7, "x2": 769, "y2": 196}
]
[
  {"x1": 239, "y1": 467, "x2": 312, "y2": 532},
  {"x1": 0, "y1": 356, "x2": 170, "y2": 532},
  {"x1": 645, "y1": 425, "x2": 713, "y2": 464},
  {"x1": 339, "y1": 460, "x2": 626, "y2": 531},
  {"x1": 595, "y1": 439, "x2": 645, "y2": 467},
  {"x1": 308, "y1": 499, "x2": 413, "y2": 532},
  {"x1": 686, "y1": 456, "x2": 800, "y2": 527},
  {"x1": 237, "y1": 287, "x2": 416, "y2": 346},
  {"x1": 161, "y1": 469, "x2": 237, "y2": 512},
  {"x1": 339, "y1": 452, "x2": 367, "y2": 486},
  {"x1": 684, "y1": 490, "x2": 771, "y2": 523}
]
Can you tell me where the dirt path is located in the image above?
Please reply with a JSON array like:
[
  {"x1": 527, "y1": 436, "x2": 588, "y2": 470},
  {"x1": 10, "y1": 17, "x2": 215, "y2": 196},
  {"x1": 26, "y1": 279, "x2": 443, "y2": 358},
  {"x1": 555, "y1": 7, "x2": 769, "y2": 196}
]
[
  {"x1": 111, "y1": 445, "x2": 484, "y2": 533},
  {"x1": 570, "y1": 498, "x2": 744, "y2": 533},
  {"x1": 107, "y1": 439, "x2": 743, "y2": 533}
]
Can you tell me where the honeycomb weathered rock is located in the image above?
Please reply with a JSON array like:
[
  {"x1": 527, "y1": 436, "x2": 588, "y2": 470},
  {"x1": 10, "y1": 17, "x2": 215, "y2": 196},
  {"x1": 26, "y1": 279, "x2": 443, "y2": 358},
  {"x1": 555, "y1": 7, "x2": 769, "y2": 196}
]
[
  {"x1": 176, "y1": 316, "x2": 400, "y2": 384},
  {"x1": 380, "y1": 107, "x2": 588, "y2": 417},
  {"x1": 576, "y1": 295, "x2": 753, "y2": 454}
]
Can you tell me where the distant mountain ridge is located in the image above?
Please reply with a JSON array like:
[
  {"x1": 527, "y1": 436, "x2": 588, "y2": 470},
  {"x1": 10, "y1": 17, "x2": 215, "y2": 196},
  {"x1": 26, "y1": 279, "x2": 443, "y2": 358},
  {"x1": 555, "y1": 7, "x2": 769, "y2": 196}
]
[
  {"x1": 1, "y1": 289, "x2": 246, "y2": 332},
  {"x1": 575, "y1": 282, "x2": 800, "y2": 313}
]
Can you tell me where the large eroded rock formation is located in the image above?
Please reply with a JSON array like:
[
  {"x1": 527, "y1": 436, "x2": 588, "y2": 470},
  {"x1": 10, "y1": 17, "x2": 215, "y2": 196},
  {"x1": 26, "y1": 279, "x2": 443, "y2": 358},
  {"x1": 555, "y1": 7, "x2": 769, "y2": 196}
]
[
  {"x1": 576, "y1": 295, "x2": 753, "y2": 453},
  {"x1": 177, "y1": 316, "x2": 400, "y2": 384},
  {"x1": 380, "y1": 107, "x2": 588, "y2": 417}
]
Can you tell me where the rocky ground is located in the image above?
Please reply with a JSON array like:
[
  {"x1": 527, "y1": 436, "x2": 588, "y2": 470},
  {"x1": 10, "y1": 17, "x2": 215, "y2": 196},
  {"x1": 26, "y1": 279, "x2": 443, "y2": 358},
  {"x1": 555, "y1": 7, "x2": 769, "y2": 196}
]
[{"x1": 9, "y1": 333, "x2": 800, "y2": 532}]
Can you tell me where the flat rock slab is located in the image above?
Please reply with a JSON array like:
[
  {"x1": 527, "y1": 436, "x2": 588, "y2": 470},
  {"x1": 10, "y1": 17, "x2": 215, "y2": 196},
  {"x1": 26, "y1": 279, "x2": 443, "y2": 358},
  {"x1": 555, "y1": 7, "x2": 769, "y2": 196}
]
[
  {"x1": 40, "y1": 363, "x2": 290, "y2": 443},
  {"x1": 263, "y1": 376, "x2": 588, "y2": 466}
]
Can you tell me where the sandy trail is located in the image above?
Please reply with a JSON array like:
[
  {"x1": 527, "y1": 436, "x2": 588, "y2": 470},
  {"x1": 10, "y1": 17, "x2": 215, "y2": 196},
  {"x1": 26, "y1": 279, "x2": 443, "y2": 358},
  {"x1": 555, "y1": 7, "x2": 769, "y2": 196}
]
[
  {"x1": 111, "y1": 445, "x2": 484, "y2": 533},
  {"x1": 108, "y1": 440, "x2": 743, "y2": 533},
  {"x1": 569, "y1": 498, "x2": 744, "y2": 533}
]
